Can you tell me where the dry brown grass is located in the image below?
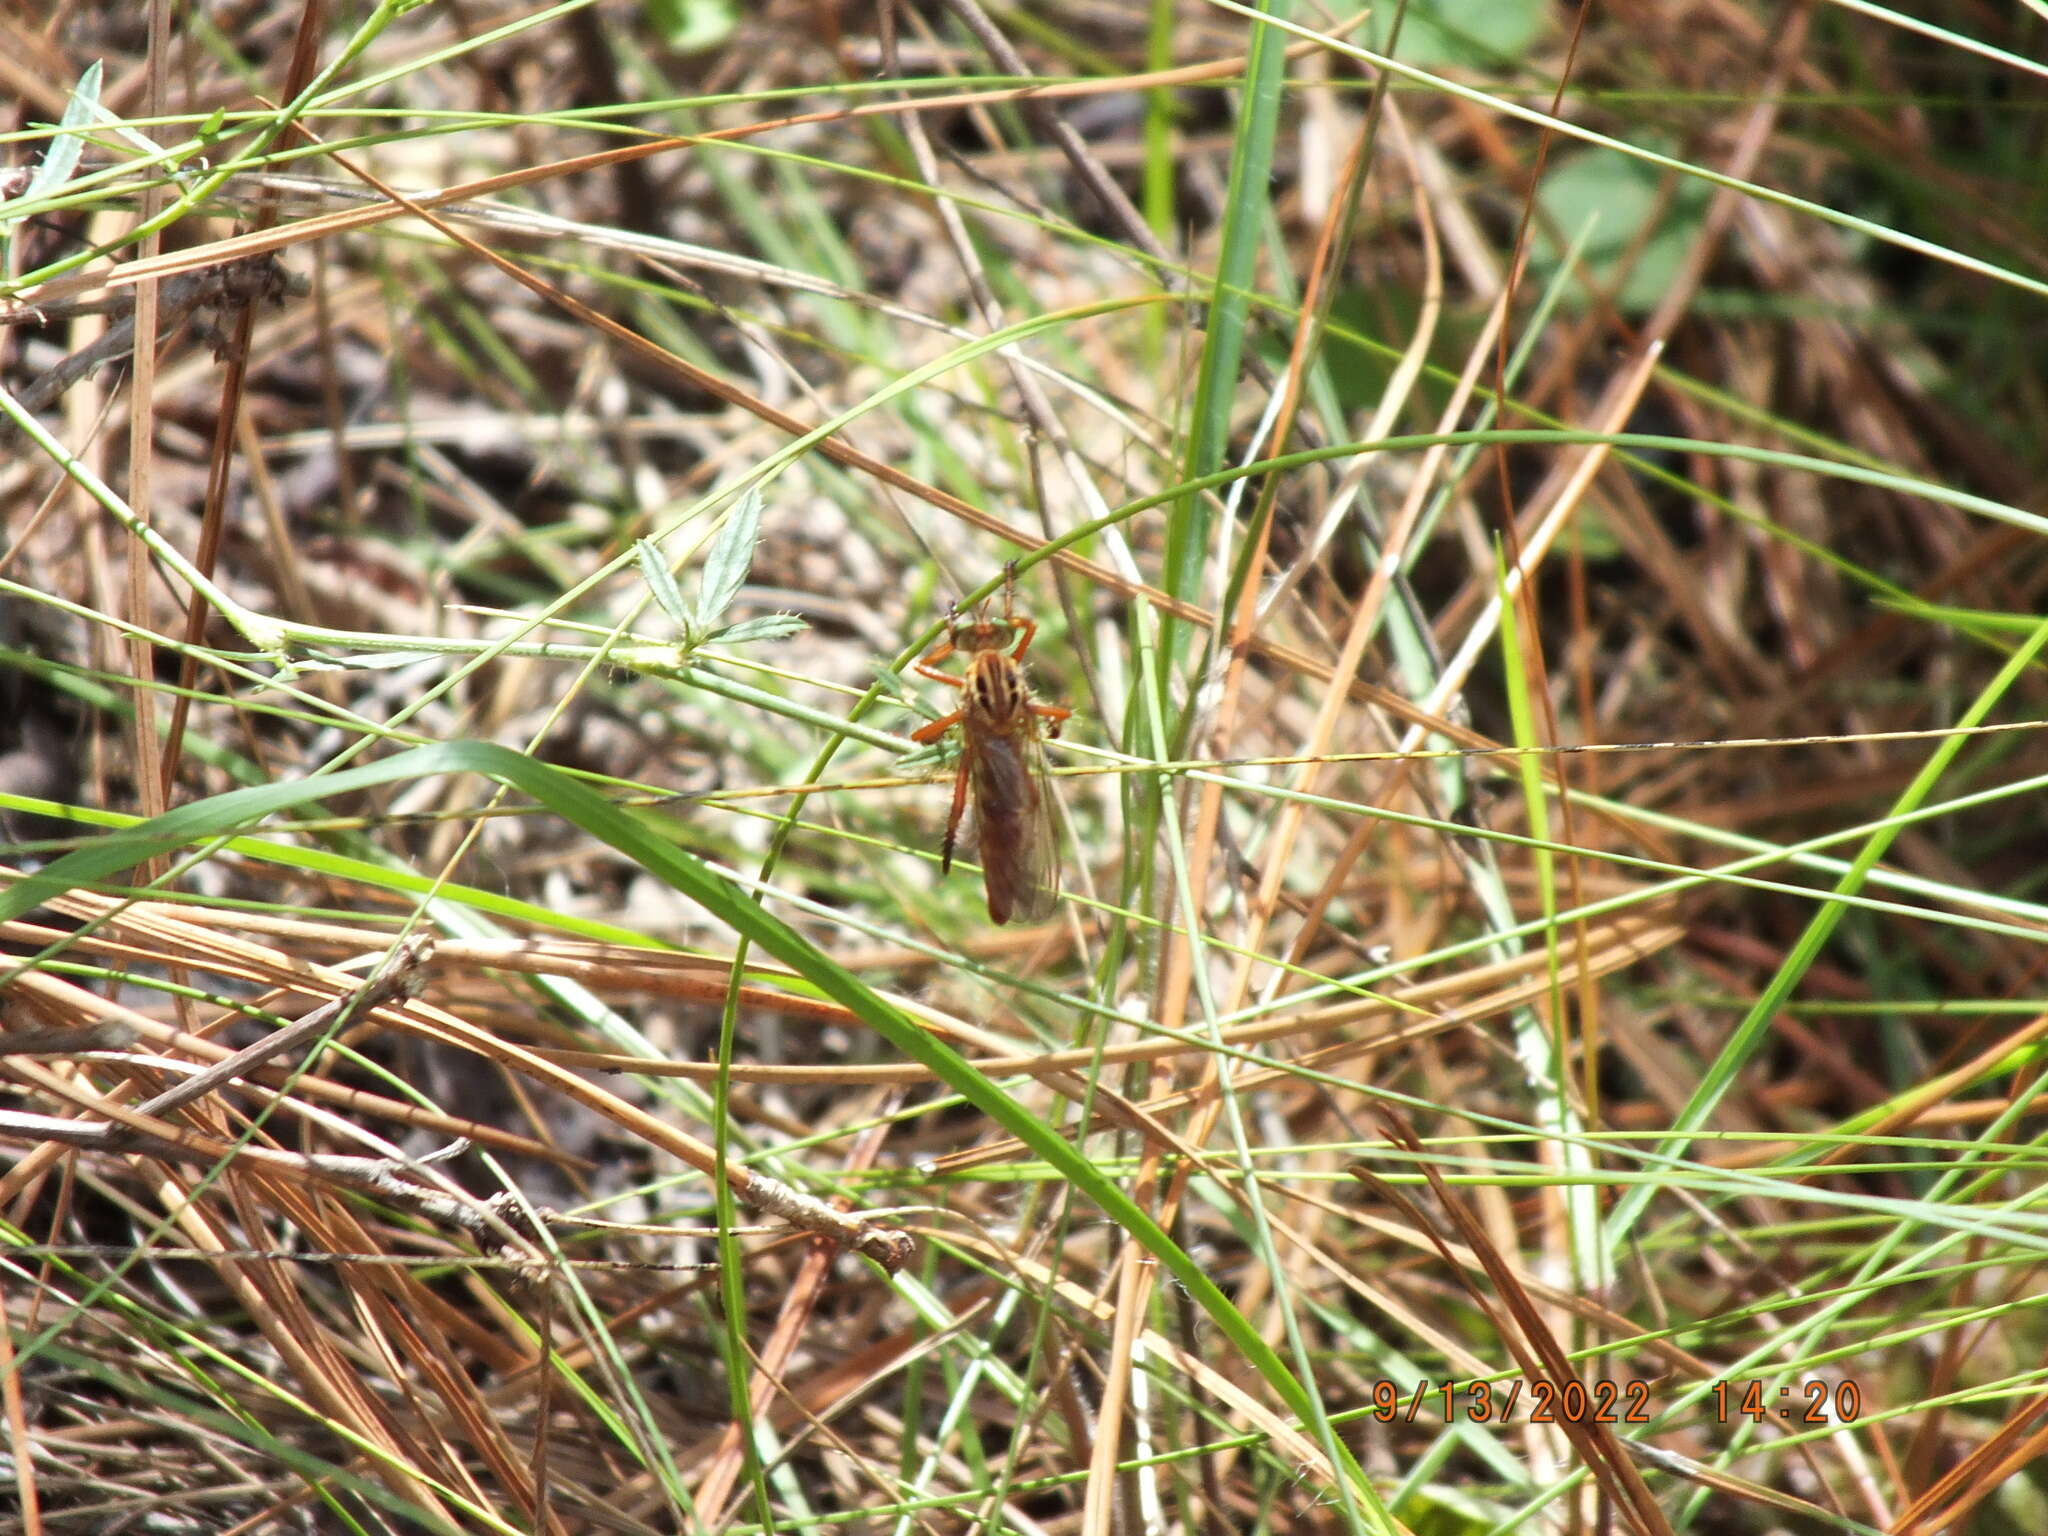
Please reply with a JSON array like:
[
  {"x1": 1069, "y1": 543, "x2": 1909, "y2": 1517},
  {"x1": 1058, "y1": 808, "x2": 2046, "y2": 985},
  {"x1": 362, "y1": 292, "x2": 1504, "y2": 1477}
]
[{"x1": 3, "y1": 1, "x2": 2047, "y2": 1533}]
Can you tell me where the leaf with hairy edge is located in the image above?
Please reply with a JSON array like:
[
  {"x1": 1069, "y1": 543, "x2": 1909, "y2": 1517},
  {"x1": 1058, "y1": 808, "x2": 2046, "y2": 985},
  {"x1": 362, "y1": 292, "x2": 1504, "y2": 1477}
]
[
  {"x1": 693, "y1": 486, "x2": 763, "y2": 632},
  {"x1": 634, "y1": 537, "x2": 693, "y2": 635}
]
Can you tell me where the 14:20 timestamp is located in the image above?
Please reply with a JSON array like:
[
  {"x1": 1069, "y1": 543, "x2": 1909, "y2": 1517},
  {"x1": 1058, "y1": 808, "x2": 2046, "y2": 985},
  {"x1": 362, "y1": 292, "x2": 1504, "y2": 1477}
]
[{"x1": 1713, "y1": 1378, "x2": 1863, "y2": 1424}]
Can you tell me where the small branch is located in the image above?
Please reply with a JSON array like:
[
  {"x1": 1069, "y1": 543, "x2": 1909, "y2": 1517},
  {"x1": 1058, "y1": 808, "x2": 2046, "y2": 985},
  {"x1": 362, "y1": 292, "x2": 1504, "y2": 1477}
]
[
  {"x1": 124, "y1": 932, "x2": 432, "y2": 1124},
  {"x1": 0, "y1": 256, "x2": 294, "y2": 422},
  {"x1": 0, "y1": 1106, "x2": 491, "y2": 1235}
]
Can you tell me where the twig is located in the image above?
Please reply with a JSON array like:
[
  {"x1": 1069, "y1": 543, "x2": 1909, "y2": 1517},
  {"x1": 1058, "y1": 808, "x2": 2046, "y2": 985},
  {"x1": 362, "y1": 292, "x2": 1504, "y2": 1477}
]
[
  {"x1": 0, "y1": 255, "x2": 292, "y2": 423},
  {"x1": 127, "y1": 932, "x2": 431, "y2": 1124}
]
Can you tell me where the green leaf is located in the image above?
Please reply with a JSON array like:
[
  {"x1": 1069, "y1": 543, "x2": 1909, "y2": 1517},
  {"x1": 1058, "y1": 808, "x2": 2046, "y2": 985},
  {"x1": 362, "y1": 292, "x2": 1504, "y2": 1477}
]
[
  {"x1": 1373, "y1": 0, "x2": 1549, "y2": 71},
  {"x1": 642, "y1": 0, "x2": 737, "y2": 52},
  {"x1": 1166, "y1": 3, "x2": 1291, "y2": 672},
  {"x1": 706, "y1": 613, "x2": 804, "y2": 646},
  {"x1": 874, "y1": 661, "x2": 943, "y2": 725},
  {"x1": 1530, "y1": 149, "x2": 1713, "y2": 314},
  {"x1": 9, "y1": 61, "x2": 101, "y2": 220},
  {"x1": 633, "y1": 537, "x2": 693, "y2": 635},
  {"x1": 893, "y1": 742, "x2": 949, "y2": 776},
  {"x1": 693, "y1": 486, "x2": 762, "y2": 632},
  {"x1": 284, "y1": 649, "x2": 442, "y2": 674}
]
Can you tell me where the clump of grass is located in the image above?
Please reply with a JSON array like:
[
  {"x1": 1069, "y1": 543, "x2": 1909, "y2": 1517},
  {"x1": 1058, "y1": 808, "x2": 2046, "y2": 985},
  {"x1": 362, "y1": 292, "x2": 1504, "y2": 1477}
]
[{"x1": 3, "y1": 2, "x2": 2046, "y2": 1532}]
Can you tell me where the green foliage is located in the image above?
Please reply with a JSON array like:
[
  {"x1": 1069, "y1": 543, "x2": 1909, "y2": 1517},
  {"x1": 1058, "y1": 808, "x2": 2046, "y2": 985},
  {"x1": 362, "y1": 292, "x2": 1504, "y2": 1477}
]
[
  {"x1": 632, "y1": 488, "x2": 806, "y2": 653},
  {"x1": 1529, "y1": 148, "x2": 1714, "y2": 313},
  {"x1": 1372, "y1": 0, "x2": 1550, "y2": 71},
  {"x1": 642, "y1": 0, "x2": 736, "y2": 52},
  {"x1": 0, "y1": 60, "x2": 100, "y2": 261}
]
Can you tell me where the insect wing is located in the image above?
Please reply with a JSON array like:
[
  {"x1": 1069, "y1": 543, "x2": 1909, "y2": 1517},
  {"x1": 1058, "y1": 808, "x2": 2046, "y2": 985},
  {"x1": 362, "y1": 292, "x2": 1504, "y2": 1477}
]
[{"x1": 967, "y1": 723, "x2": 1060, "y2": 924}]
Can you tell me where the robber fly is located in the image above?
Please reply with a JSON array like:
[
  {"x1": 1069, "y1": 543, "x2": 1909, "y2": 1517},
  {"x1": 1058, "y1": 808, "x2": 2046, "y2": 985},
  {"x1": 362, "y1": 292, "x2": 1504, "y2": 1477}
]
[{"x1": 911, "y1": 564, "x2": 1071, "y2": 924}]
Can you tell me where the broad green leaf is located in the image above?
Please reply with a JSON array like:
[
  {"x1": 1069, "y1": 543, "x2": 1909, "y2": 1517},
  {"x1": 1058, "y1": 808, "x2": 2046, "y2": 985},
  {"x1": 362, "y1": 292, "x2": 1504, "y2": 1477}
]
[
  {"x1": 643, "y1": 0, "x2": 737, "y2": 52},
  {"x1": 1373, "y1": 0, "x2": 1549, "y2": 71},
  {"x1": 1531, "y1": 148, "x2": 1713, "y2": 313}
]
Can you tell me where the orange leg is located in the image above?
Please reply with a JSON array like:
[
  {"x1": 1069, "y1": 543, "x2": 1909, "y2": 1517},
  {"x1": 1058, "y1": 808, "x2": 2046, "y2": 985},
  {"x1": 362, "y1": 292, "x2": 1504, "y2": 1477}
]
[
  {"x1": 912, "y1": 598, "x2": 970, "y2": 682},
  {"x1": 1031, "y1": 701, "x2": 1071, "y2": 739},
  {"x1": 911, "y1": 708, "x2": 963, "y2": 745},
  {"x1": 1006, "y1": 615, "x2": 1037, "y2": 661},
  {"x1": 993, "y1": 565, "x2": 1042, "y2": 661},
  {"x1": 913, "y1": 644, "x2": 963, "y2": 688},
  {"x1": 938, "y1": 751, "x2": 972, "y2": 872}
]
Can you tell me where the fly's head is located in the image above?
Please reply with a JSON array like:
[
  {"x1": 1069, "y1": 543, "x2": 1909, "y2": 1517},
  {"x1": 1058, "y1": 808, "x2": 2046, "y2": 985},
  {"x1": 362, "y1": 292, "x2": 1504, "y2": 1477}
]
[{"x1": 948, "y1": 593, "x2": 1019, "y2": 659}]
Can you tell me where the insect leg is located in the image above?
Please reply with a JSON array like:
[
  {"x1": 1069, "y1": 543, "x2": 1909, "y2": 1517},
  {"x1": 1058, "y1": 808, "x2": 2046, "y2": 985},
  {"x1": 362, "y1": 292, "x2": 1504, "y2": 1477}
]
[
  {"x1": 1029, "y1": 702, "x2": 1071, "y2": 739},
  {"x1": 940, "y1": 751, "x2": 972, "y2": 873},
  {"x1": 911, "y1": 708, "x2": 965, "y2": 744},
  {"x1": 995, "y1": 564, "x2": 1040, "y2": 660},
  {"x1": 1006, "y1": 615, "x2": 1038, "y2": 661},
  {"x1": 913, "y1": 639, "x2": 965, "y2": 687}
]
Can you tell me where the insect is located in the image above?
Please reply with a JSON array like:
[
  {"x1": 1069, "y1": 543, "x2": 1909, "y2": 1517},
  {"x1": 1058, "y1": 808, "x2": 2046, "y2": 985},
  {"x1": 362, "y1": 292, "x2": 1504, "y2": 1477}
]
[{"x1": 911, "y1": 564, "x2": 1071, "y2": 924}]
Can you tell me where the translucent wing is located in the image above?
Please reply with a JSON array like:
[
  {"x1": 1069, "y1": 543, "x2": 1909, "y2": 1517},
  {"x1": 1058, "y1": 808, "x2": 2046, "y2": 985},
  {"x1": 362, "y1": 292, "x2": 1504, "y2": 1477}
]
[{"x1": 968, "y1": 722, "x2": 1061, "y2": 924}]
